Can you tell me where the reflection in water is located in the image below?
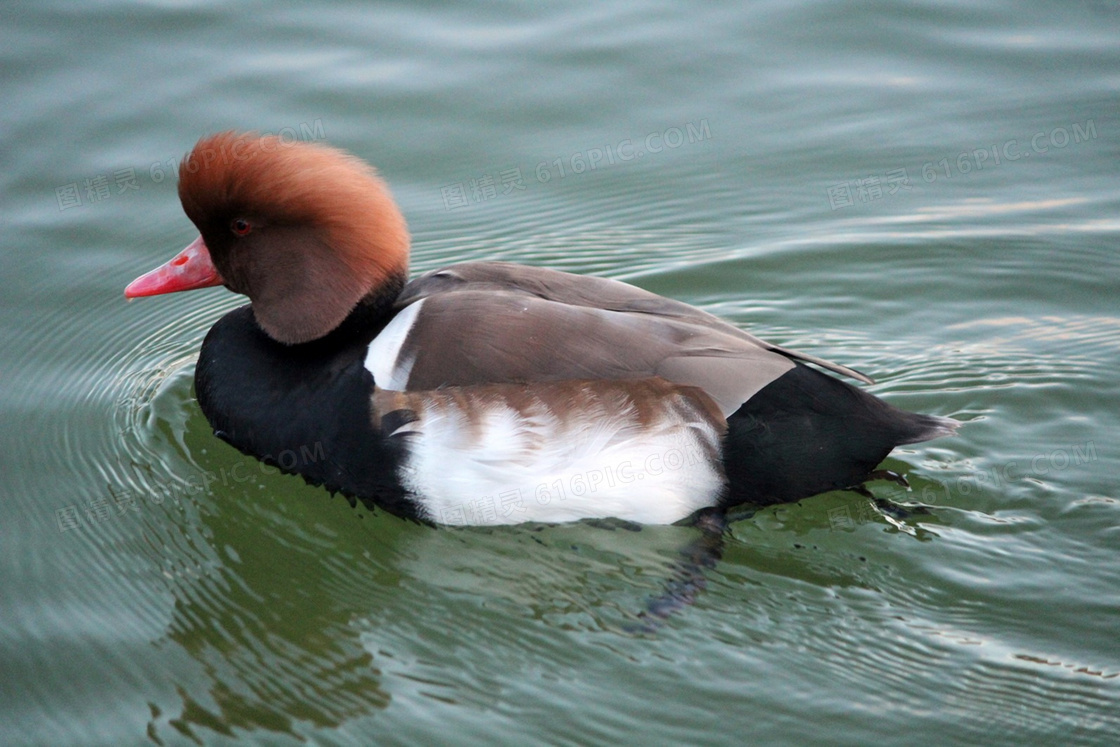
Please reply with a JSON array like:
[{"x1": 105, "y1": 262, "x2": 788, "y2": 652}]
[
  {"x1": 100, "y1": 325, "x2": 392, "y2": 740},
  {"x1": 127, "y1": 376, "x2": 952, "y2": 740},
  {"x1": 94, "y1": 255, "x2": 1049, "y2": 746},
  {"x1": 136, "y1": 402, "x2": 394, "y2": 741}
]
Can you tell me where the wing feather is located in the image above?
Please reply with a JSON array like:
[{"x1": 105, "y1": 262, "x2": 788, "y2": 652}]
[{"x1": 392, "y1": 262, "x2": 870, "y2": 414}]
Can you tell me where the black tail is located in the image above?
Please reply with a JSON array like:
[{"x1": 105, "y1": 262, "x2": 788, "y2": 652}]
[{"x1": 722, "y1": 362, "x2": 957, "y2": 507}]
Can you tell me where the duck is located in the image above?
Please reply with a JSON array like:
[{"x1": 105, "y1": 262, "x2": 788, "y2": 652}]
[{"x1": 125, "y1": 131, "x2": 957, "y2": 527}]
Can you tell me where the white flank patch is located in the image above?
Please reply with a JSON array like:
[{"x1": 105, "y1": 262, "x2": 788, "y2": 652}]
[
  {"x1": 364, "y1": 299, "x2": 424, "y2": 390},
  {"x1": 397, "y1": 390, "x2": 726, "y2": 526}
]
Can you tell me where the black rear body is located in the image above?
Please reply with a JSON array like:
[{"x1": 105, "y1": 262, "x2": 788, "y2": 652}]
[{"x1": 722, "y1": 362, "x2": 953, "y2": 506}]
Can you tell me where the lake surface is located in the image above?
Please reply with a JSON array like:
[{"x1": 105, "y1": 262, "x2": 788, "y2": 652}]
[{"x1": 2, "y1": 1, "x2": 1118, "y2": 744}]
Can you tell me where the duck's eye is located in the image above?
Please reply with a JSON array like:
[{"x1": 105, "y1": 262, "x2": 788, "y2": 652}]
[{"x1": 231, "y1": 218, "x2": 252, "y2": 236}]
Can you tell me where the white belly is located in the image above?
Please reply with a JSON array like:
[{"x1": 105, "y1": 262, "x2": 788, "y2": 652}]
[{"x1": 376, "y1": 381, "x2": 727, "y2": 526}]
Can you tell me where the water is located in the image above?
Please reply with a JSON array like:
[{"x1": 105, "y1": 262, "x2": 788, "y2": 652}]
[{"x1": 2, "y1": 1, "x2": 1118, "y2": 744}]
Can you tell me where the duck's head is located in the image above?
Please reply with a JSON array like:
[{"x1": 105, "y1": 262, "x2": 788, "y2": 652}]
[{"x1": 125, "y1": 132, "x2": 410, "y2": 344}]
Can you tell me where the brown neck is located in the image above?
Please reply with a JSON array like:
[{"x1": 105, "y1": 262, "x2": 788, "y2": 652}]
[{"x1": 257, "y1": 268, "x2": 408, "y2": 349}]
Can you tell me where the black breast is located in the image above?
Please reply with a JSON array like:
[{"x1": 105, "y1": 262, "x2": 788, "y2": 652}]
[{"x1": 193, "y1": 305, "x2": 418, "y2": 518}]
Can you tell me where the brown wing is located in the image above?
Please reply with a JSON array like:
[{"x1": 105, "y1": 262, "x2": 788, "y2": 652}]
[
  {"x1": 398, "y1": 262, "x2": 874, "y2": 384},
  {"x1": 388, "y1": 262, "x2": 869, "y2": 415}
]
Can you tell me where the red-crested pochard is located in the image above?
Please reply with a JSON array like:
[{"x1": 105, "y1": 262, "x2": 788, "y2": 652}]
[{"x1": 125, "y1": 132, "x2": 956, "y2": 526}]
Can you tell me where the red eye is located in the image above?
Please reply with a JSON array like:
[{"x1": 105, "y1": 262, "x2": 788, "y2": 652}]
[{"x1": 231, "y1": 218, "x2": 252, "y2": 236}]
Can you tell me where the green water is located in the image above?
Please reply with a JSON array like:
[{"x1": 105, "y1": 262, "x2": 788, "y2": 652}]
[{"x1": 3, "y1": 1, "x2": 1118, "y2": 744}]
